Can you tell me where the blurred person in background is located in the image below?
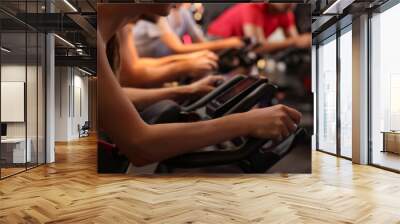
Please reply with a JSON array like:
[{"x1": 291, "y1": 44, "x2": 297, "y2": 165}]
[
  {"x1": 207, "y1": 3, "x2": 311, "y2": 54},
  {"x1": 106, "y1": 23, "x2": 222, "y2": 109},
  {"x1": 107, "y1": 23, "x2": 218, "y2": 88},
  {"x1": 133, "y1": 3, "x2": 244, "y2": 58},
  {"x1": 201, "y1": 3, "x2": 236, "y2": 31}
]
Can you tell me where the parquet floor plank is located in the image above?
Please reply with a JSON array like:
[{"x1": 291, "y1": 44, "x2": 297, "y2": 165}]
[{"x1": 1, "y1": 135, "x2": 399, "y2": 223}]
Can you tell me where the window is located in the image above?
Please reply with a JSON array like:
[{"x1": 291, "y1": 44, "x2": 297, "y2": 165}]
[
  {"x1": 317, "y1": 36, "x2": 337, "y2": 154},
  {"x1": 339, "y1": 28, "x2": 352, "y2": 158},
  {"x1": 370, "y1": 2, "x2": 400, "y2": 171}
]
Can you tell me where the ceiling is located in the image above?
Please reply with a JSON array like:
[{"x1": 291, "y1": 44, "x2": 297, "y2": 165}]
[
  {"x1": 0, "y1": 0, "x2": 96, "y2": 73},
  {"x1": 1, "y1": 0, "x2": 392, "y2": 74},
  {"x1": 311, "y1": 0, "x2": 390, "y2": 41}
]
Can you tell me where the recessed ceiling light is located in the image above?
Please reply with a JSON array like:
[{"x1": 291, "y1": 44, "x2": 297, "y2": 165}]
[
  {"x1": 323, "y1": 0, "x2": 354, "y2": 15},
  {"x1": 54, "y1": 34, "x2": 75, "y2": 48},
  {"x1": 77, "y1": 67, "x2": 93, "y2": 76},
  {"x1": 1, "y1": 47, "x2": 11, "y2": 53},
  {"x1": 63, "y1": 0, "x2": 78, "y2": 12}
]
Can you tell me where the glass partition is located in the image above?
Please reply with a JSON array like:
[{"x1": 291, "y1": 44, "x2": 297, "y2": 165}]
[
  {"x1": 317, "y1": 36, "x2": 337, "y2": 154},
  {"x1": 27, "y1": 31, "x2": 38, "y2": 169},
  {"x1": 0, "y1": 1, "x2": 46, "y2": 179},
  {"x1": 38, "y1": 32, "x2": 45, "y2": 165},
  {"x1": 1, "y1": 30, "x2": 28, "y2": 177}
]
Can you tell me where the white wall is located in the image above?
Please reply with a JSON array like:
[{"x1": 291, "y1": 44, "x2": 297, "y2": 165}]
[
  {"x1": 74, "y1": 74, "x2": 89, "y2": 135},
  {"x1": 55, "y1": 67, "x2": 89, "y2": 141},
  {"x1": 55, "y1": 66, "x2": 70, "y2": 141},
  {"x1": 1, "y1": 65, "x2": 38, "y2": 138},
  {"x1": 1, "y1": 64, "x2": 46, "y2": 164},
  {"x1": 1, "y1": 65, "x2": 26, "y2": 141}
]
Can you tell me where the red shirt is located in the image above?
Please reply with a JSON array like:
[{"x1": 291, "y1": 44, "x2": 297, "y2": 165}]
[{"x1": 208, "y1": 4, "x2": 295, "y2": 39}]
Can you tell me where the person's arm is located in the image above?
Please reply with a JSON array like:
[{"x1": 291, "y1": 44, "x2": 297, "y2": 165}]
[
  {"x1": 181, "y1": 8, "x2": 207, "y2": 43},
  {"x1": 242, "y1": 23, "x2": 295, "y2": 54},
  {"x1": 256, "y1": 39, "x2": 296, "y2": 54},
  {"x1": 138, "y1": 54, "x2": 194, "y2": 66},
  {"x1": 123, "y1": 75, "x2": 224, "y2": 110},
  {"x1": 122, "y1": 86, "x2": 190, "y2": 110},
  {"x1": 158, "y1": 17, "x2": 243, "y2": 53},
  {"x1": 284, "y1": 25, "x2": 311, "y2": 49},
  {"x1": 284, "y1": 25, "x2": 299, "y2": 38},
  {"x1": 258, "y1": 25, "x2": 311, "y2": 53},
  {"x1": 138, "y1": 49, "x2": 218, "y2": 67},
  {"x1": 117, "y1": 24, "x2": 216, "y2": 88},
  {"x1": 121, "y1": 58, "x2": 215, "y2": 88}
]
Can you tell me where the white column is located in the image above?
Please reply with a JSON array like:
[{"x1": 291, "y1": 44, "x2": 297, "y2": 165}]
[
  {"x1": 46, "y1": 32, "x2": 55, "y2": 163},
  {"x1": 55, "y1": 67, "x2": 74, "y2": 141},
  {"x1": 352, "y1": 14, "x2": 369, "y2": 164}
]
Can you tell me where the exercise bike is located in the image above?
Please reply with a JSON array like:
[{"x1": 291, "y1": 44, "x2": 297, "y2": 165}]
[
  {"x1": 217, "y1": 37, "x2": 261, "y2": 74},
  {"x1": 140, "y1": 75, "x2": 308, "y2": 173},
  {"x1": 98, "y1": 75, "x2": 307, "y2": 174}
]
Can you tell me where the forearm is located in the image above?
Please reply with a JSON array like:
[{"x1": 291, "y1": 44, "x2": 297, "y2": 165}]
[
  {"x1": 172, "y1": 40, "x2": 230, "y2": 53},
  {"x1": 129, "y1": 113, "x2": 252, "y2": 166},
  {"x1": 257, "y1": 38, "x2": 295, "y2": 54},
  {"x1": 120, "y1": 60, "x2": 193, "y2": 88},
  {"x1": 139, "y1": 54, "x2": 192, "y2": 66},
  {"x1": 123, "y1": 86, "x2": 192, "y2": 110}
]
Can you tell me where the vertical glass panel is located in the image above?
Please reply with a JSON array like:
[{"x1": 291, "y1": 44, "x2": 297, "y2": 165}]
[
  {"x1": 317, "y1": 37, "x2": 337, "y2": 154},
  {"x1": 339, "y1": 29, "x2": 352, "y2": 158},
  {"x1": 27, "y1": 31, "x2": 38, "y2": 169},
  {"x1": 312, "y1": 45, "x2": 317, "y2": 151},
  {"x1": 27, "y1": 0, "x2": 39, "y2": 169},
  {"x1": 371, "y1": 3, "x2": 400, "y2": 171},
  {"x1": 38, "y1": 32, "x2": 46, "y2": 165},
  {"x1": 0, "y1": 18, "x2": 2, "y2": 179},
  {"x1": 0, "y1": 9, "x2": 2, "y2": 179},
  {"x1": 1, "y1": 30, "x2": 27, "y2": 177}
]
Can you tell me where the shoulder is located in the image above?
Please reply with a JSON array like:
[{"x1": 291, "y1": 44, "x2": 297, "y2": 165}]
[
  {"x1": 179, "y1": 8, "x2": 192, "y2": 17},
  {"x1": 135, "y1": 20, "x2": 155, "y2": 30},
  {"x1": 134, "y1": 20, "x2": 162, "y2": 37},
  {"x1": 240, "y1": 4, "x2": 263, "y2": 22}
]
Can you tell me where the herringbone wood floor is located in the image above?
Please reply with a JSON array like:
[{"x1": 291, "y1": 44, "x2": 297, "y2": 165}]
[{"x1": 1, "y1": 135, "x2": 400, "y2": 224}]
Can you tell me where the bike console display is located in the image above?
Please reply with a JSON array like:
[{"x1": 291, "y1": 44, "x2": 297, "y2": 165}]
[{"x1": 206, "y1": 77, "x2": 267, "y2": 118}]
